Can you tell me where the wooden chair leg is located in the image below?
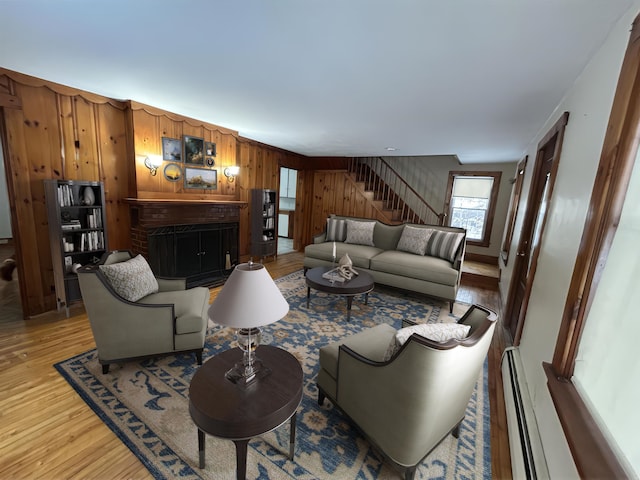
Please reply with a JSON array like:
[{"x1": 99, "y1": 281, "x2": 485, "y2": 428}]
[
  {"x1": 317, "y1": 388, "x2": 325, "y2": 406},
  {"x1": 101, "y1": 363, "x2": 110, "y2": 374},
  {"x1": 196, "y1": 349, "x2": 203, "y2": 365}
]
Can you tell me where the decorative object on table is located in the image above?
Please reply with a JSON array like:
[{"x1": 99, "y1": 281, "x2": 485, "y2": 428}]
[
  {"x1": 184, "y1": 167, "x2": 217, "y2": 190},
  {"x1": 82, "y1": 186, "x2": 95, "y2": 206},
  {"x1": 162, "y1": 137, "x2": 182, "y2": 162},
  {"x1": 183, "y1": 135, "x2": 204, "y2": 165},
  {"x1": 55, "y1": 271, "x2": 488, "y2": 480},
  {"x1": 208, "y1": 261, "x2": 289, "y2": 386},
  {"x1": 71, "y1": 263, "x2": 82, "y2": 274},
  {"x1": 322, "y1": 252, "x2": 359, "y2": 283},
  {"x1": 163, "y1": 163, "x2": 182, "y2": 182}
]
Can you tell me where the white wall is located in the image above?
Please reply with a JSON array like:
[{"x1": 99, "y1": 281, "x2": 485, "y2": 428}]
[
  {"x1": 384, "y1": 156, "x2": 517, "y2": 258},
  {"x1": 0, "y1": 139, "x2": 12, "y2": 239},
  {"x1": 499, "y1": 3, "x2": 640, "y2": 477}
]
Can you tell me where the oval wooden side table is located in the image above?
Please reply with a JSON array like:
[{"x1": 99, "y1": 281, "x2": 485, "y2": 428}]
[{"x1": 189, "y1": 345, "x2": 303, "y2": 480}]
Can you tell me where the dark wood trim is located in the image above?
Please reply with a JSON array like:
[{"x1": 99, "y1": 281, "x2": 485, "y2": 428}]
[
  {"x1": 544, "y1": 363, "x2": 628, "y2": 479},
  {"x1": 464, "y1": 252, "x2": 499, "y2": 265},
  {"x1": 552, "y1": 17, "x2": 640, "y2": 378},
  {"x1": 500, "y1": 156, "x2": 527, "y2": 266},
  {"x1": 504, "y1": 112, "x2": 569, "y2": 344}
]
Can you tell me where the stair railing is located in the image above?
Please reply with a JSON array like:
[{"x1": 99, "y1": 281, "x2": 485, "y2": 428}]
[{"x1": 348, "y1": 157, "x2": 445, "y2": 225}]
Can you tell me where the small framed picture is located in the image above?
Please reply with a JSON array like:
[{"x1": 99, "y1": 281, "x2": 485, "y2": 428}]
[
  {"x1": 205, "y1": 156, "x2": 215, "y2": 167},
  {"x1": 162, "y1": 137, "x2": 182, "y2": 162},
  {"x1": 205, "y1": 142, "x2": 216, "y2": 157},
  {"x1": 184, "y1": 167, "x2": 217, "y2": 190},
  {"x1": 183, "y1": 135, "x2": 205, "y2": 165},
  {"x1": 163, "y1": 163, "x2": 182, "y2": 182}
]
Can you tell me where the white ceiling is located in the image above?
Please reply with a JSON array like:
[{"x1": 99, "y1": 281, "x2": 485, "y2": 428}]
[{"x1": 0, "y1": 0, "x2": 633, "y2": 163}]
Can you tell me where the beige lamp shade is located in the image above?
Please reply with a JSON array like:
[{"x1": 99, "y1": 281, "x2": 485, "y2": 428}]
[{"x1": 208, "y1": 262, "x2": 289, "y2": 328}]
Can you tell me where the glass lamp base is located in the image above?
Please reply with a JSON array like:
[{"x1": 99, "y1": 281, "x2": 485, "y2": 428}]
[
  {"x1": 225, "y1": 327, "x2": 271, "y2": 388},
  {"x1": 225, "y1": 358, "x2": 271, "y2": 387}
]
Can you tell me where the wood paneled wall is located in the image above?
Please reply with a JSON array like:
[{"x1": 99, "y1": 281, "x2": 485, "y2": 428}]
[
  {"x1": 128, "y1": 101, "x2": 239, "y2": 200},
  {"x1": 0, "y1": 69, "x2": 132, "y2": 316},
  {"x1": 306, "y1": 169, "x2": 393, "y2": 241},
  {"x1": 0, "y1": 67, "x2": 365, "y2": 317}
]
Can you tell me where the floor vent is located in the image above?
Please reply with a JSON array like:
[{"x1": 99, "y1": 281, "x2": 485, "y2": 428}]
[{"x1": 501, "y1": 346, "x2": 550, "y2": 479}]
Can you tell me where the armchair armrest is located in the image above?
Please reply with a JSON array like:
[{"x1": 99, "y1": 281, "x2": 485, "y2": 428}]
[{"x1": 156, "y1": 276, "x2": 187, "y2": 291}]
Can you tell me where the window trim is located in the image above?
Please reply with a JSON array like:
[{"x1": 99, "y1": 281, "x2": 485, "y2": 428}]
[
  {"x1": 444, "y1": 171, "x2": 501, "y2": 247},
  {"x1": 500, "y1": 156, "x2": 527, "y2": 265},
  {"x1": 546, "y1": 13, "x2": 640, "y2": 478}
]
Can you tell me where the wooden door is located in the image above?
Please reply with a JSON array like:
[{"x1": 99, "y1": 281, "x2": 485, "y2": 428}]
[{"x1": 505, "y1": 112, "x2": 569, "y2": 343}]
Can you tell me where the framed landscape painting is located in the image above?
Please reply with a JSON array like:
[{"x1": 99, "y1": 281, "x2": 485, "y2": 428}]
[{"x1": 184, "y1": 167, "x2": 217, "y2": 190}]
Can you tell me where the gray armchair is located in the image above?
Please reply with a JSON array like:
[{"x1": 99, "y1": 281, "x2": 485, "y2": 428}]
[
  {"x1": 77, "y1": 250, "x2": 209, "y2": 373},
  {"x1": 317, "y1": 304, "x2": 497, "y2": 480}
]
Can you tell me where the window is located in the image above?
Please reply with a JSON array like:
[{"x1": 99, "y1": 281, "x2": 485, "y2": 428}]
[
  {"x1": 545, "y1": 13, "x2": 640, "y2": 478},
  {"x1": 444, "y1": 171, "x2": 501, "y2": 246}
]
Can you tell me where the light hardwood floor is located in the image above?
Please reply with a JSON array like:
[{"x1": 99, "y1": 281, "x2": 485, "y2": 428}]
[{"x1": 0, "y1": 252, "x2": 511, "y2": 479}]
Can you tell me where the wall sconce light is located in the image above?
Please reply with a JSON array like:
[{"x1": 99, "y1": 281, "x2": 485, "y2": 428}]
[
  {"x1": 224, "y1": 165, "x2": 240, "y2": 183},
  {"x1": 144, "y1": 155, "x2": 163, "y2": 176}
]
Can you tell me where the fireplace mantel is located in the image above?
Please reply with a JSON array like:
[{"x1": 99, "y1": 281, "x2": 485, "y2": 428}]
[
  {"x1": 126, "y1": 198, "x2": 242, "y2": 287},
  {"x1": 126, "y1": 197, "x2": 246, "y2": 229}
]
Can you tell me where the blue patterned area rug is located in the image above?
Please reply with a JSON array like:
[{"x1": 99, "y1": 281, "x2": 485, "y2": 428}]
[{"x1": 55, "y1": 270, "x2": 490, "y2": 479}]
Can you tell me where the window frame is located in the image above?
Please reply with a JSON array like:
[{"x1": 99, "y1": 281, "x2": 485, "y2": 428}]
[
  {"x1": 544, "y1": 13, "x2": 640, "y2": 478},
  {"x1": 444, "y1": 171, "x2": 501, "y2": 247}
]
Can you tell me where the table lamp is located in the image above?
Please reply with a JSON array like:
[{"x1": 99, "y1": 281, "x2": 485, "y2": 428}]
[{"x1": 208, "y1": 262, "x2": 289, "y2": 386}]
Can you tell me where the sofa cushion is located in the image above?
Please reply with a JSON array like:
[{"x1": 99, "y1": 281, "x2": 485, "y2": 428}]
[
  {"x1": 99, "y1": 254, "x2": 159, "y2": 302},
  {"x1": 383, "y1": 322, "x2": 471, "y2": 360},
  {"x1": 326, "y1": 217, "x2": 347, "y2": 242},
  {"x1": 304, "y1": 241, "x2": 383, "y2": 269},
  {"x1": 369, "y1": 250, "x2": 459, "y2": 286},
  {"x1": 426, "y1": 230, "x2": 465, "y2": 262},
  {"x1": 345, "y1": 219, "x2": 376, "y2": 246},
  {"x1": 397, "y1": 225, "x2": 434, "y2": 255},
  {"x1": 320, "y1": 323, "x2": 396, "y2": 380},
  {"x1": 138, "y1": 286, "x2": 209, "y2": 334}
]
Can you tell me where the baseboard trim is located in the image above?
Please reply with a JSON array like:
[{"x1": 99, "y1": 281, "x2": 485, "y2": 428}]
[{"x1": 465, "y1": 252, "x2": 498, "y2": 265}]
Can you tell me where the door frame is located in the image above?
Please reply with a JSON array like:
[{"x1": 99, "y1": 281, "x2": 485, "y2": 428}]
[{"x1": 504, "y1": 111, "x2": 570, "y2": 344}]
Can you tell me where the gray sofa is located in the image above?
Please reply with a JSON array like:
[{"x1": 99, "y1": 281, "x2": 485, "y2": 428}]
[{"x1": 304, "y1": 215, "x2": 466, "y2": 312}]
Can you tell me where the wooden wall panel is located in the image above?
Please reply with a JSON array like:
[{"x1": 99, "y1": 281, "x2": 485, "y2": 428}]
[
  {"x1": 129, "y1": 102, "x2": 239, "y2": 200},
  {"x1": 1, "y1": 70, "x2": 129, "y2": 316},
  {"x1": 96, "y1": 103, "x2": 131, "y2": 250},
  {"x1": 0, "y1": 68, "x2": 347, "y2": 315}
]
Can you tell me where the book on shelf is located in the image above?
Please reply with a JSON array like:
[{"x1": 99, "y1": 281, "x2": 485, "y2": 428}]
[
  {"x1": 61, "y1": 220, "x2": 81, "y2": 230},
  {"x1": 56, "y1": 184, "x2": 76, "y2": 207}
]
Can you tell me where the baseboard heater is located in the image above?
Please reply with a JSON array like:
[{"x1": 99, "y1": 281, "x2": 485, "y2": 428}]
[{"x1": 501, "y1": 346, "x2": 550, "y2": 479}]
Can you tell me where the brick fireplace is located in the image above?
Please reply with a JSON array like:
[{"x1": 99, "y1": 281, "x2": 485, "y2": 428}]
[{"x1": 126, "y1": 199, "x2": 243, "y2": 287}]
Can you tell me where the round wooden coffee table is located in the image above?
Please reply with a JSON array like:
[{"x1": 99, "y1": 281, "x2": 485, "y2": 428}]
[
  {"x1": 305, "y1": 266, "x2": 375, "y2": 321},
  {"x1": 189, "y1": 345, "x2": 303, "y2": 480}
]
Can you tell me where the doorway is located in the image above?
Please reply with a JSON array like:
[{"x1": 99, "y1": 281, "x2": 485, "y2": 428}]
[
  {"x1": 504, "y1": 112, "x2": 569, "y2": 344},
  {"x1": 278, "y1": 167, "x2": 297, "y2": 255},
  {"x1": 0, "y1": 123, "x2": 22, "y2": 320}
]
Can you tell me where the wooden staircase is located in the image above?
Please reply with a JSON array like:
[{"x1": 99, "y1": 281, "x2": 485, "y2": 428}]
[{"x1": 347, "y1": 158, "x2": 444, "y2": 225}]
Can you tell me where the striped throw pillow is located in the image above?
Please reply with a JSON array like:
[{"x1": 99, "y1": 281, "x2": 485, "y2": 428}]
[
  {"x1": 426, "y1": 230, "x2": 465, "y2": 263},
  {"x1": 326, "y1": 218, "x2": 347, "y2": 242}
]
